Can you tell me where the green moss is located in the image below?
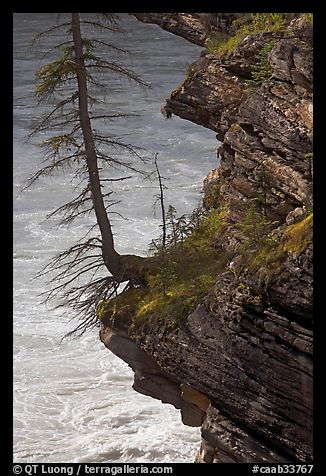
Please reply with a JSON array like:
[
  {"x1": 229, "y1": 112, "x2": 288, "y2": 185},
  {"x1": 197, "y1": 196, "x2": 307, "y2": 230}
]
[
  {"x1": 97, "y1": 287, "x2": 149, "y2": 327},
  {"x1": 239, "y1": 212, "x2": 313, "y2": 288},
  {"x1": 99, "y1": 270, "x2": 218, "y2": 338},
  {"x1": 237, "y1": 281, "x2": 251, "y2": 296},
  {"x1": 236, "y1": 204, "x2": 278, "y2": 251},
  {"x1": 206, "y1": 13, "x2": 290, "y2": 55},
  {"x1": 229, "y1": 122, "x2": 241, "y2": 132},
  {"x1": 302, "y1": 13, "x2": 313, "y2": 25},
  {"x1": 98, "y1": 206, "x2": 313, "y2": 336},
  {"x1": 98, "y1": 207, "x2": 229, "y2": 335},
  {"x1": 206, "y1": 34, "x2": 241, "y2": 55},
  {"x1": 283, "y1": 213, "x2": 313, "y2": 253},
  {"x1": 132, "y1": 273, "x2": 217, "y2": 334}
]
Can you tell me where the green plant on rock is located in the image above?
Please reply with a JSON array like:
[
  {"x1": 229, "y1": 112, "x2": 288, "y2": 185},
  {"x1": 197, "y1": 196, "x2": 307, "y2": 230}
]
[
  {"x1": 98, "y1": 206, "x2": 229, "y2": 335},
  {"x1": 246, "y1": 40, "x2": 276, "y2": 91},
  {"x1": 238, "y1": 212, "x2": 313, "y2": 288},
  {"x1": 206, "y1": 13, "x2": 289, "y2": 55},
  {"x1": 302, "y1": 13, "x2": 313, "y2": 25},
  {"x1": 250, "y1": 13, "x2": 288, "y2": 32},
  {"x1": 237, "y1": 281, "x2": 251, "y2": 296},
  {"x1": 165, "y1": 205, "x2": 195, "y2": 246},
  {"x1": 203, "y1": 180, "x2": 225, "y2": 210},
  {"x1": 283, "y1": 213, "x2": 313, "y2": 254},
  {"x1": 131, "y1": 272, "x2": 218, "y2": 336},
  {"x1": 184, "y1": 62, "x2": 199, "y2": 84},
  {"x1": 206, "y1": 33, "x2": 240, "y2": 55},
  {"x1": 236, "y1": 200, "x2": 278, "y2": 252}
]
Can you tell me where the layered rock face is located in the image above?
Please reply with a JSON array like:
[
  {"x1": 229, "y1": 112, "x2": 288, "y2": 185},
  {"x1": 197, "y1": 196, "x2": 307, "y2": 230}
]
[
  {"x1": 161, "y1": 27, "x2": 313, "y2": 224},
  {"x1": 100, "y1": 14, "x2": 313, "y2": 463},
  {"x1": 130, "y1": 13, "x2": 242, "y2": 46}
]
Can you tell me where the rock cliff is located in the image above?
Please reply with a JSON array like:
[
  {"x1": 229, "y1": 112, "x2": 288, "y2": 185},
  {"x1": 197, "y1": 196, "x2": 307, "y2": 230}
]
[{"x1": 100, "y1": 13, "x2": 313, "y2": 463}]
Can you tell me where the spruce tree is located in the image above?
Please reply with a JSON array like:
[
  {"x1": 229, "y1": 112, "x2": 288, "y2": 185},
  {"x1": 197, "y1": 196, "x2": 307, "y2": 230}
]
[{"x1": 28, "y1": 13, "x2": 150, "y2": 335}]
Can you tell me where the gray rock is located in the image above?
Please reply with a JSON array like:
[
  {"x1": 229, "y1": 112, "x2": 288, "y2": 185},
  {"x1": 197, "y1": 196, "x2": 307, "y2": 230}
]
[{"x1": 100, "y1": 14, "x2": 313, "y2": 463}]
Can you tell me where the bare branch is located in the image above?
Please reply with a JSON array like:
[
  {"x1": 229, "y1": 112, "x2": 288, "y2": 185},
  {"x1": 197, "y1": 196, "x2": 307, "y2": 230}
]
[
  {"x1": 36, "y1": 237, "x2": 102, "y2": 277},
  {"x1": 24, "y1": 153, "x2": 84, "y2": 189},
  {"x1": 29, "y1": 92, "x2": 79, "y2": 137},
  {"x1": 46, "y1": 185, "x2": 91, "y2": 217},
  {"x1": 85, "y1": 58, "x2": 149, "y2": 88},
  {"x1": 31, "y1": 22, "x2": 72, "y2": 47},
  {"x1": 32, "y1": 113, "x2": 80, "y2": 135},
  {"x1": 100, "y1": 176, "x2": 132, "y2": 182},
  {"x1": 80, "y1": 20, "x2": 125, "y2": 33},
  {"x1": 93, "y1": 134, "x2": 146, "y2": 158},
  {"x1": 89, "y1": 113, "x2": 139, "y2": 121},
  {"x1": 38, "y1": 40, "x2": 74, "y2": 60},
  {"x1": 89, "y1": 38, "x2": 131, "y2": 55},
  {"x1": 96, "y1": 153, "x2": 145, "y2": 175},
  {"x1": 28, "y1": 13, "x2": 153, "y2": 339}
]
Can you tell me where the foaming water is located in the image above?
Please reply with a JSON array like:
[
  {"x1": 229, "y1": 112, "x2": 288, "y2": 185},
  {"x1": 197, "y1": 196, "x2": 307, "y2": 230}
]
[{"x1": 13, "y1": 13, "x2": 219, "y2": 463}]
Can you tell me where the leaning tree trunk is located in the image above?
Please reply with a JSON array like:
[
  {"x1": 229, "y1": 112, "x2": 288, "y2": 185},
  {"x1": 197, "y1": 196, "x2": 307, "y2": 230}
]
[{"x1": 71, "y1": 13, "x2": 122, "y2": 276}]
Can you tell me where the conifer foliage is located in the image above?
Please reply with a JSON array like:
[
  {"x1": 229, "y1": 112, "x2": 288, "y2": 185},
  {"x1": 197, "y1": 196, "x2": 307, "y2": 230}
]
[{"x1": 29, "y1": 13, "x2": 150, "y2": 336}]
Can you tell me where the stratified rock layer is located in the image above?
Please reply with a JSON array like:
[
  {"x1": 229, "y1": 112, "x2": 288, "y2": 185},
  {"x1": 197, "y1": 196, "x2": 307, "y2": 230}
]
[
  {"x1": 101, "y1": 14, "x2": 313, "y2": 463},
  {"x1": 130, "y1": 13, "x2": 243, "y2": 46}
]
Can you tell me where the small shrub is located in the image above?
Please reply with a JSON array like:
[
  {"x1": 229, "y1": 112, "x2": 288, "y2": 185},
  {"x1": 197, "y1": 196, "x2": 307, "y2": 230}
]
[
  {"x1": 236, "y1": 202, "x2": 278, "y2": 251},
  {"x1": 203, "y1": 180, "x2": 225, "y2": 210},
  {"x1": 251, "y1": 13, "x2": 287, "y2": 32},
  {"x1": 246, "y1": 40, "x2": 276, "y2": 91}
]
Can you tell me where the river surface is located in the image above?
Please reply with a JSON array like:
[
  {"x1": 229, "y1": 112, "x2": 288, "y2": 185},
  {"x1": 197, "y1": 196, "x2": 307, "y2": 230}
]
[{"x1": 13, "y1": 13, "x2": 218, "y2": 463}]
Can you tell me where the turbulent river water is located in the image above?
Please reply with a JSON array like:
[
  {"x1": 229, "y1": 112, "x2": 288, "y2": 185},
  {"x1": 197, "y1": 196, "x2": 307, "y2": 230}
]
[{"x1": 13, "y1": 13, "x2": 218, "y2": 463}]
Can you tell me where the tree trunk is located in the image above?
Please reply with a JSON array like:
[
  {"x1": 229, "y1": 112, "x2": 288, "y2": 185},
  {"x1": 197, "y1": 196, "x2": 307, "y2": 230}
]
[{"x1": 71, "y1": 13, "x2": 121, "y2": 276}]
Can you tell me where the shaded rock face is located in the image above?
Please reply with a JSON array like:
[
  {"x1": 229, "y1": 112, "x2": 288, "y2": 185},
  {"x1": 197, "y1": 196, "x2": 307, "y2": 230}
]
[
  {"x1": 101, "y1": 244, "x2": 313, "y2": 462},
  {"x1": 101, "y1": 14, "x2": 313, "y2": 463},
  {"x1": 130, "y1": 13, "x2": 243, "y2": 46},
  {"x1": 101, "y1": 326, "x2": 206, "y2": 427},
  {"x1": 164, "y1": 57, "x2": 249, "y2": 138}
]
